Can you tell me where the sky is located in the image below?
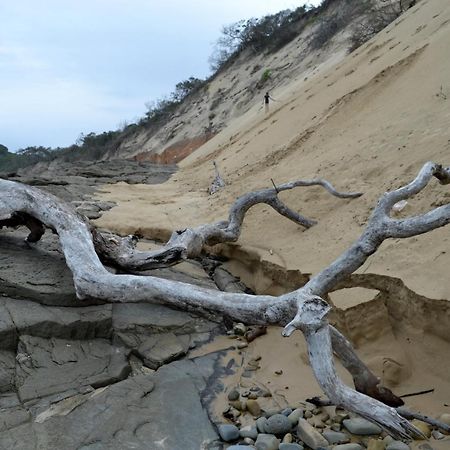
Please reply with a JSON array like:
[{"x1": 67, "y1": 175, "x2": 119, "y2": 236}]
[{"x1": 0, "y1": 1, "x2": 321, "y2": 151}]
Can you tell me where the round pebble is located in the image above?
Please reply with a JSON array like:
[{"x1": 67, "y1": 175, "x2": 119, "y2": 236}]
[
  {"x1": 343, "y1": 418, "x2": 382, "y2": 435},
  {"x1": 246, "y1": 399, "x2": 262, "y2": 416},
  {"x1": 228, "y1": 389, "x2": 240, "y2": 401},
  {"x1": 217, "y1": 423, "x2": 240, "y2": 442},
  {"x1": 264, "y1": 414, "x2": 292, "y2": 435},
  {"x1": 386, "y1": 441, "x2": 410, "y2": 450}
]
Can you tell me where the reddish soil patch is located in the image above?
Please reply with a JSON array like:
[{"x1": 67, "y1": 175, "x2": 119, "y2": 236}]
[{"x1": 135, "y1": 133, "x2": 216, "y2": 164}]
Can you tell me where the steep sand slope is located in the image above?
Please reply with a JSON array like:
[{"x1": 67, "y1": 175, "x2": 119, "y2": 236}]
[{"x1": 95, "y1": 0, "x2": 450, "y2": 424}]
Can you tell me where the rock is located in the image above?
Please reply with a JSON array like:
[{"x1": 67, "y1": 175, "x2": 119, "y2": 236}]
[
  {"x1": 386, "y1": 441, "x2": 410, "y2": 450},
  {"x1": 228, "y1": 446, "x2": 256, "y2": 450},
  {"x1": 279, "y1": 444, "x2": 304, "y2": 450},
  {"x1": 240, "y1": 425, "x2": 258, "y2": 440},
  {"x1": 136, "y1": 332, "x2": 189, "y2": 369},
  {"x1": 367, "y1": 438, "x2": 385, "y2": 450},
  {"x1": 15, "y1": 335, "x2": 130, "y2": 403},
  {"x1": 247, "y1": 399, "x2": 262, "y2": 416},
  {"x1": 288, "y1": 408, "x2": 304, "y2": 425},
  {"x1": 322, "y1": 430, "x2": 350, "y2": 444},
  {"x1": 296, "y1": 418, "x2": 329, "y2": 449},
  {"x1": 255, "y1": 433, "x2": 280, "y2": 450},
  {"x1": 228, "y1": 388, "x2": 240, "y2": 401},
  {"x1": 282, "y1": 408, "x2": 293, "y2": 416},
  {"x1": 257, "y1": 417, "x2": 269, "y2": 433},
  {"x1": 334, "y1": 445, "x2": 364, "y2": 450},
  {"x1": 230, "y1": 400, "x2": 246, "y2": 411},
  {"x1": 218, "y1": 423, "x2": 240, "y2": 442},
  {"x1": 282, "y1": 433, "x2": 293, "y2": 443},
  {"x1": 0, "y1": 361, "x2": 218, "y2": 449},
  {"x1": 410, "y1": 419, "x2": 431, "y2": 438},
  {"x1": 265, "y1": 414, "x2": 292, "y2": 435},
  {"x1": 431, "y1": 430, "x2": 445, "y2": 440},
  {"x1": 304, "y1": 410, "x2": 313, "y2": 419},
  {"x1": 343, "y1": 418, "x2": 382, "y2": 435},
  {"x1": 0, "y1": 351, "x2": 16, "y2": 392},
  {"x1": 233, "y1": 323, "x2": 247, "y2": 335},
  {"x1": 439, "y1": 413, "x2": 450, "y2": 426},
  {"x1": 331, "y1": 423, "x2": 342, "y2": 431}
]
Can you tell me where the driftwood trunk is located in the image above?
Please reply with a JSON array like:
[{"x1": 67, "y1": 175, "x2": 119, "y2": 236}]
[{"x1": 1, "y1": 161, "x2": 449, "y2": 440}]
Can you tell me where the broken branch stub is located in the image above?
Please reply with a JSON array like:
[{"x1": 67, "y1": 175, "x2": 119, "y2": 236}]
[{"x1": 1, "y1": 161, "x2": 449, "y2": 439}]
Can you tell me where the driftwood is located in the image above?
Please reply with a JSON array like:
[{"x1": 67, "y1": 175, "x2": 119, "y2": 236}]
[{"x1": 1, "y1": 161, "x2": 450, "y2": 440}]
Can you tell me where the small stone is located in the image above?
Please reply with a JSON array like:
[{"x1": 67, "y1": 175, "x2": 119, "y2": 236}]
[
  {"x1": 386, "y1": 441, "x2": 410, "y2": 450},
  {"x1": 264, "y1": 414, "x2": 292, "y2": 435},
  {"x1": 240, "y1": 425, "x2": 258, "y2": 440},
  {"x1": 304, "y1": 411, "x2": 313, "y2": 419},
  {"x1": 227, "y1": 446, "x2": 255, "y2": 450},
  {"x1": 322, "y1": 430, "x2": 350, "y2": 444},
  {"x1": 233, "y1": 323, "x2": 247, "y2": 336},
  {"x1": 248, "y1": 392, "x2": 259, "y2": 400},
  {"x1": 312, "y1": 408, "x2": 322, "y2": 415},
  {"x1": 431, "y1": 430, "x2": 445, "y2": 440},
  {"x1": 282, "y1": 408, "x2": 293, "y2": 416},
  {"x1": 247, "y1": 399, "x2": 262, "y2": 417},
  {"x1": 343, "y1": 418, "x2": 382, "y2": 435},
  {"x1": 333, "y1": 445, "x2": 364, "y2": 450},
  {"x1": 367, "y1": 438, "x2": 385, "y2": 450},
  {"x1": 256, "y1": 417, "x2": 268, "y2": 433},
  {"x1": 217, "y1": 423, "x2": 240, "y2": 442},
  {"x1": 228, "y1": 389, "x2": 240, "y2": 401},
  {"x1": 279, "y1": 444, "x2": 304, "y2": 450},
  {"x1": 255, "y1": 433, "x2": 280, "y2": 450},
  {"x1": 439, "y1": 413, "x2": 450, "y2": 426},
  {"x1": 383, "y1": 436, "x2": 394, "y2": 446},
  {"x1": 237, "y1": 342, "x2": 248, "y2": 349},
  {"x1": 331, "y1": 423, "x2": 342, "y2": 432},
  {"x1": 309, "y1": 416, "x2": 325, "y2": 428},
  {"x1": 282, "y1": 432, "x2": 293, "y2": 443},
  {"x1": 288, "y1": 408, "x2": 304, "y2": 426},
  {"x1": 410, "y1": 419, "x2": 431, "y2": 438},
  {"x1": 275, "y1": 369, "x2": 283, "y2": 375},
  {"x1": 229, "y1": 400, "x2": 246, "y2": 411},
  {"x1": 333, "y1": 412, "x2": 350, "y2": 423},
  {"x1": 244, "y1": 437, "x2": 255, "y2": 445},
  {"x1": 297, "y1": 418, "x2": 329, "y2": 449}
]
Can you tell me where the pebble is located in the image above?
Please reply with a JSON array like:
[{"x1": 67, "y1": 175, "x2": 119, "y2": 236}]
[
  {"x1": 279, "y1": 444, "x2": 304, "y2": 450},
  {"x1": 233, "y1": 323, "x2": 247, "y2": 335},
  {"x1": 439, "y1": 413, "x2": 450, "y2": 426},
  {"x1": 431, "y1": 430, "x2": 445, "y2": 440},
  {"x1": 312, "y1": 408, "x2": 322, "y2": 415},
  {"x1": 229, "y1": 400, "x2": 246, "y2": 411},
  {"x1": 248, "y1": 392, "x2": 259, "y2": 400},
  {"x1": 288, "y1": 408, "x2": 304, "y2": 426},
  {"x1": 264, "y1": 414, "x2": 292, "y2": 435},
  {"x1": 367, "y1": 438, "x2": 385, "y2": 450},
  {"x1": 255, "y1": 433, "x2": 280, "y2": 450},
  {"x1": 237, "y1": 342, "x2": 248, "y2": 349},
  {"x1": 247, "y1": 399, "x2": 262, "y2": 417},
  {"x1": 322, "y1": 430, "x2": 350, "y2": 445},
  {"x1": 331, "y1": 423, "x2": 342, "y2": 432},
  {"x1": 282, "y1": 408, "x2": 293, "y2": 416},
  {"x1": 217, "y1": 423, "x2": 240, "y2": 442},
  {"x1": 309, "y1": 416, "x2": 325, "y2": 428},
  {"x1": 228, "y1": 389, "x2": 240, "y2": 401},
  {"x1": 256, "y1": 417, "x2": 268, "y2": 433},
  {"x1": 304, "y1": 411, "x2": 313, "y2": 419},
  {"x1": 244, "y1": 437, "x2": 256, "y2": 445},
  {"x1": 410, "y1": 419, "x2": 431, "y2": 438},
  {"x1": 240, "y1": 425, "x2": 258, "y2": 440},
  {"x1": 282, "y1": 433, "x2": 293, "y2": 443},
  {"x1": 343, "y1": 418, "x2": 382, "y2": 435},
  {"x1": 333, "y1": 445, "x2": 364, "y2": 450},
  {"x1": 297, "y1": 418, "x2": 329, "y2": 449},
  {"x1": 227, "y1": 446, "x2": 255, "y2": 450},
  {"x1": 386, "y1": 441, "x2": 410, "y2": 450}
]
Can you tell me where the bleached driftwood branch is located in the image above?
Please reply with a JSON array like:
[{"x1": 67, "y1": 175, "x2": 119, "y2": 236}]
[
  {"x1": 4, "y1": 176, "x2": 361, "y2": 272},
  {"x1": 1, "y1": 161, "x2": 449, "y2": 439}
]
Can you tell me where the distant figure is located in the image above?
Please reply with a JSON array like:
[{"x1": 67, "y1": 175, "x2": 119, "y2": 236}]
[{"x1": 263, "y1": 91, "x2": 275, "y2": 113}]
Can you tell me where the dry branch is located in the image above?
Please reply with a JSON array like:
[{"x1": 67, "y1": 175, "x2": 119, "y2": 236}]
[{"x1": 1, "y1": 161, "x2": 449, "y2": 439}]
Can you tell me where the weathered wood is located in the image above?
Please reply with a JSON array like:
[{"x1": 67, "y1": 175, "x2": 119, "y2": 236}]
[{"x1": 1, "y1": 161, "x2": 449, "y2": 439}]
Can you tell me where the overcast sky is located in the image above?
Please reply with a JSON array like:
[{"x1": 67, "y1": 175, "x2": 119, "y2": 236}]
[{"x1": 0, "y1": 1, "x2": 321, "y2": 151}]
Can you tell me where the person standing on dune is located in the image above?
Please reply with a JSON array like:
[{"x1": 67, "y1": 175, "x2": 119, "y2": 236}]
[{"x1": 263, "y1": 91, "x2": 276, "y2": 113}]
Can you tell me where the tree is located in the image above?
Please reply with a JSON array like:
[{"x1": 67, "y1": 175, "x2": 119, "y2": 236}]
[{"x1": 1, "y1": 162, "x2": 450, "y2": 439}]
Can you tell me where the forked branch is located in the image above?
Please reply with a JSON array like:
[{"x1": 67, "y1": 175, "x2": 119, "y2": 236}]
[{"x1": 0, "y1": 162, "x2": 449, "y2": 439}]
